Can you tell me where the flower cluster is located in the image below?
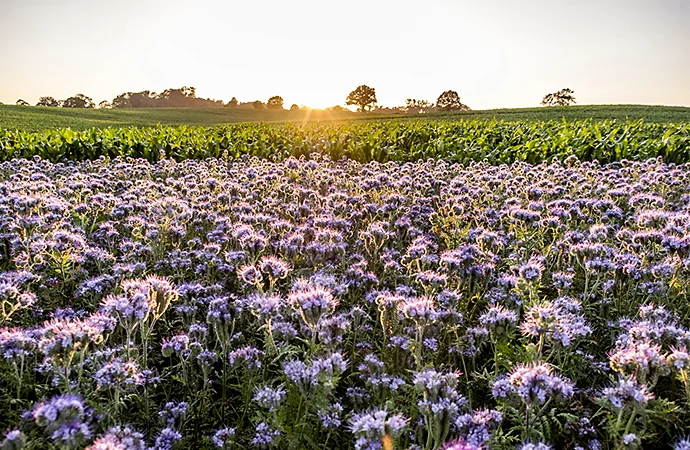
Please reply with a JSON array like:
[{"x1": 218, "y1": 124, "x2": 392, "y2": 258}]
[{"x1": 1, "y1": 155, "x2": 690, "y2": 448}]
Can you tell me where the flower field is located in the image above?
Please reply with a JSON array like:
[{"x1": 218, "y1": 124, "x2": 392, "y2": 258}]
[{"x1": 2, "y1": 153, "x2": 690, "y2": 449}]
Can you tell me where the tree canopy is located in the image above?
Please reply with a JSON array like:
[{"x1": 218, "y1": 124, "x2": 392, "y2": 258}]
[
  {"x1": 63, "y1": 94, "x2": 95, "y2": 109},
  {"x1": 436, "y1": 91, "x2": 470, "y2": 111},
  {"x1": 267, "y1": 96, "x2": 284, "y2": 110},
  {"x1": 110, "y1": 87, "x2": 224, "y2": 109},
  {"x1": 346, "y1": 85, "x2": 377, "y2": 112},
  {"x1": 36, "y1": 96, "x2": 60, "y2": 107},
  {"x1": 541, "y1": 88, "x2": 576, "y2": 106}
]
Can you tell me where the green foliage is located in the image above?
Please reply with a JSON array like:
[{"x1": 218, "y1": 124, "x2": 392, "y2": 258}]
[
  {"x1": 1, "y1": 118, "x2": 689, "y2": 165},
  {"x1": 1, "y1": 104, "x2": 688, "y2": 131}
]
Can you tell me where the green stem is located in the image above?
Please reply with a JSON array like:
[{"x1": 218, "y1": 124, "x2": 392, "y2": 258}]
[{"x1": 623, "y1": 409, "x2": 637, "y2": 436}]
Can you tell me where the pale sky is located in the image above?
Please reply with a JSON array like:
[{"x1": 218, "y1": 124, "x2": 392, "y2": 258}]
[{"x1": 1, "y1": 0, "x2": 688, "y2": 110}]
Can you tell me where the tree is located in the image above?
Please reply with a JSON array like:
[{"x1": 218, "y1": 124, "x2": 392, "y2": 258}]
[
  {"x1": 252, "y1": 100, "x2": 265, "y2": 109},
  {"x1": 128, "y1": 91, "x2": 157, "y2": 108},
  {"x1": 436, "y1": 91, "x2": 470, "y2": 111},
  {"x1": 267, "y1": 96, "x2": 284, "y2": 110},
  {"x1": 290, "y1": 104, "x2": 299, "y2": 111},
  {"x1": 112, "y1": 93, "x2": 132, "y2": 109},
  {"x1": 98, "y1": 100, "x2": 112, "y2": 109},
  {"x1": 226, "y1": 97, "x2": 238, "y2": 108},
  {"x1": 37, "y1": 96, "x2": 59, "y2": 107},
  {"x1": 62, "y1": 94, "x2": 95, "y2": 108},
  {"x1": 346, "y1": 85, "x2": 377, "y2": 112},
  {"x1": 541, "y1": 88, "x2": 576, "y2": 106},
  {"x1": 405, "y1": 98, "x2": 434, "y2": 114},
  {"x1": 15, "y1": 99, "x2": 29, "y2": 106}
]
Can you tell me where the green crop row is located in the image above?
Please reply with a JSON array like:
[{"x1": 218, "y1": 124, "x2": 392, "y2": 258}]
[{"x1": 1, "y1": 118, "x2": 689, "y2": 164}]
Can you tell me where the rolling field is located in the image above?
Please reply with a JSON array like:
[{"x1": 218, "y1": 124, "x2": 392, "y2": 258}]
[{"x1": 1, "y1": 104, "x2": 689, "y2": 131}]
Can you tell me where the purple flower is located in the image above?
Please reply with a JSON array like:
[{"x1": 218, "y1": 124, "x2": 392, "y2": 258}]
[
  {"x1": 161, "y1": 334, "x2": 190, "y2": 358},
  {"x1": 674, "y1": 438, "x2": 690, "y2": 450},
  {"x1": 228, "y1": 346, "x2": 264, "y2": 370},
  {"x1": 211, "y1": 427, "x2": 236, "y2": 449},
  {"x1": 479, "y1": 305, "x2": 517, "y2": 334},
  {"x1": 287, "y1": 284, "x2": 338, "y2": 329},
  {"x1": 0, "y1": 430, "x2": 25, "y2": 450},
  {"x1": 518, "y1": 442, "x2": 552, "y2": 450},
  {"x1": 251, "y1": 422, "x2": 280, "y2": 448},
  {"x1": 94, "y1": 358, "x2": 145, "y2": 389},
  {"x1": 493, "y1": 362, "x2": 574, "y2": 405},
  {"x1": 159, "y1": 401, "x2": 188, "y2": 427},
  {"x1": 440, "y1": 438, "x2": 483, "y2": 450},
  {"x1": 349, "y1": 408, "x2": 408, "y2": 450},
  {"x1": 399, "y1": 296, "x2": 438, "y2": 325},
  {"x1": 518, "y1": 257, "x2": 545, "y2": 282},
  {"x1": 237, "y1": 264, "x2": 263, "y2": 286},
  {"x1": 520, "y1": 297, "x2": 591, "y2": 347},
  {"x1": 258, "y1": 256, "x2": 291, "y2": 279},
  {"x1": 253, "y1": 385, "x2": 286, "y2": 411},
  {"x1": 153, "y1": 427, "x2": 182, "y2": 450},
  {"x1": 32, "y1": 394, "x2": 91, "y2": 448},
  {"x1": 86, "y1": 425, "x2": 147, "y2": 450},
  {"x1": 0, "y1": 327, "x2": 36, "y2": 361},
  {"x1": 455, "y1": 408, "x2": 502, "y2": 446},
  {"x1": 601, "y1": 377, "x2": 652, "y2": 410},
  {"x1": 318, "y1": 402, "x2": 344, "y2": 429}
]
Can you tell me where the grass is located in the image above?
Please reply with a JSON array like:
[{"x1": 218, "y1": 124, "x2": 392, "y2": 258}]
[{"x1": 0, "y1": 104, "x2": 689, "y2": 131}]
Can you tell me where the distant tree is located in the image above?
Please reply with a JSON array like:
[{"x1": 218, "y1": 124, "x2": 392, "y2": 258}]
[
  {"x1": 128, "y1": 91, "x2": 158, "y2": 108},
  {"x1": 63, "y1": 94, "x2": 95, "y2": 108},
  {"x1": 290, "y1": 104, "x2": 299, "y2": 111},
  {"x1": 226, "y1": 97, "x2": 239, "y2": 108},
  {"x1": 267, "y1": 96, "x2": 284, "y2": 110},
  {"x1": 98, "y1": 100, "x2": 112, "y2": 109},
  {"x1": 331, "y1": 105, "x2": 344, "y2": 112},
  {"x1": 253, "y1": 100, "x2": 265, "y2": 109},
  {"x1": 16, "y1": 99, "x2": 29, "y2": 106},
  {"x1": 181, "y1": 86, "x2": 196, "y2": 98},
  {"x1": 436, "y1": 91, "x2": 470, "y2": 111},
  {"x1": 346, "y1": 85, "x2": 377, "y2": 112},
  {"x1": 405, "y1": 98, "x2": 434, "y2": 114},
  {"x1": 112, "y1": 93, "x2": 132, "y2": 109},
  {"x1": 541, "y1": 88, "x2": 576, "y2": 106},
  {"x1": 37, "y1": 96, "x2": 60, "y2": 107}
]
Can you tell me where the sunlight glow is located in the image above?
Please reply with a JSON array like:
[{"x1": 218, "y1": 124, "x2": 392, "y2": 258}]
[{"x1": 0, "y1": 0, "x2": 688, "y2": 108}]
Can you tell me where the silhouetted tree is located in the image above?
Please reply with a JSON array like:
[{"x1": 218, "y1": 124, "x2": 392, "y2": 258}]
[
  {"x1": 37, "y1": 96, "x2": 59, "y2": 107},
  {"x1": 98, "y1": 100, "x2": 112, "y2": 109},
  {"x1": 541, "y1": 88, "x2": 576, "y2": 106},
  {"x1": 290, "y1": 104, "x2": 299, "y2": 111},
  {"x1": 253, "y1": 100, "x2": 265, "y2": 109},
  {"x1": 16, "y1": 99, "x2": 29, "y2": 106},
  {"x1": 63, "y1": 94, "x2": 95, "y2": 108},
  {"x1": 346, "y1": 85, "x2": 377, "y2": 112},
  {"x1": 226, "y1": 97, "x2": 238, "y2": 108},
  {"x1": 110, "y1": 87, "x2": 222, "y2": 109},
  {"x1": 267, "y1": 96, "x2": 284, "y2": 110},
  {"x1": 436, "y1": 91, "x2": 470, "y2": 111}
]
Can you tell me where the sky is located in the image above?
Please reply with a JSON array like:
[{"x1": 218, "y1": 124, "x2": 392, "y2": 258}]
[{"x1": 0, "y1": 0, "x2": 688, "y2": 110}]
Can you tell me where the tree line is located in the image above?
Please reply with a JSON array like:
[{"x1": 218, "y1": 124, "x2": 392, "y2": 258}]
[{"x1": 12, "y1": 85, "x2": 576, "y2": 111}]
